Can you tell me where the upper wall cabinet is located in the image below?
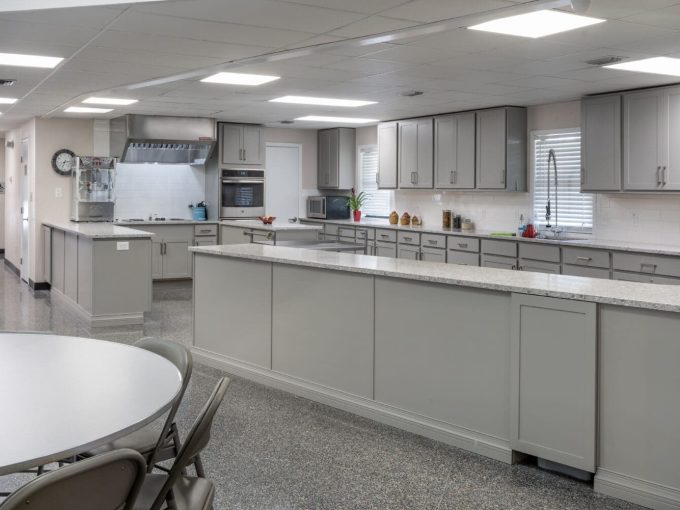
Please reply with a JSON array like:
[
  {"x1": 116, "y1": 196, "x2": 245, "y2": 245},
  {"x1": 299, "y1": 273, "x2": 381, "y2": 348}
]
[
  {"x1": 318, "y1": 127, "x2": 355, "y2": 190},
  {"x1": 398, "y1": 117, "x2": 434, "y2": 189},
  {"x1": 435, "y1": 112, "x2": 476, "y2": 189},
  {"x1": 219, "y1": 123, "x2": 264, "y2": 167},
  {"x1": 476, "y1": 107, "x2": 527, "y2": 191},
  {"x1": 581, "y1": 95, "x2": 621, "y2": 191},
  {"x1": 377, "y1": 122, "x2": 398, "y2": 189}
]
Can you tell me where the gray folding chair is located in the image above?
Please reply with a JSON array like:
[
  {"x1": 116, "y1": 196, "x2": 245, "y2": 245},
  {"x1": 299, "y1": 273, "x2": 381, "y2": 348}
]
[
  {"x1": 82, "y1": 337, "x2": 193, "y2": 472},
  {"x1": 0, "y1": 449, "x2": 146, "y2": 510},
  {"x1": 132, "y1": 377, "x2": 230, "y2": 510}
]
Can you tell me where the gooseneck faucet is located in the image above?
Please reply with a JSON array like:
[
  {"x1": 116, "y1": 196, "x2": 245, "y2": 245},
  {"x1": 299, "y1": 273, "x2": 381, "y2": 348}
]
[{"x1": 545, "y1": 148, "x2": 557, "y2": 229}]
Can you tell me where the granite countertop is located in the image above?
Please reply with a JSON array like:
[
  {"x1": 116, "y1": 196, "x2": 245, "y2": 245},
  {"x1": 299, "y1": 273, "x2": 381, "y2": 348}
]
[
  {"x1": 189, "y1": 243, "x2": 680, "y2": 313},
  {"x1": 43, "y1": 221, "x2": 154, "y2": 239},
  {"x1": 220, "y1": 220, "x2": 322, "y2": 232},
  {"x1": 114, "y1": 219, "x2": 219, "y2": 226},
  {"x1": 304, "y1": 218, "x2": 680, "y2": 257}
]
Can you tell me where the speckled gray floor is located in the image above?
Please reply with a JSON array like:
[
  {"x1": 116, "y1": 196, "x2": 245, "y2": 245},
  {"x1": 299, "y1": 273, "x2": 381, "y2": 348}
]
[{"x1": 0, "y1": 258, "x2": 643, "y2": 510}]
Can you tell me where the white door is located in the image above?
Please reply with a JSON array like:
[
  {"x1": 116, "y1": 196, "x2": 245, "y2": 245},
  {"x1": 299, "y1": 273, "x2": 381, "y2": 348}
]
[
  {"x1": 265, "y1": 143, "x2": 300, "y2": 222},
  {"x1": 20, "y1": 138, "x2": 29, "y2": 282}
]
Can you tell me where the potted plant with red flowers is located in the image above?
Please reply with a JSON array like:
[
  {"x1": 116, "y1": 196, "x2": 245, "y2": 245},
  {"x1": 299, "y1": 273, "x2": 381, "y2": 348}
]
[{"x1": 346, "y1": 188, "x2": 368, "y2": 222}]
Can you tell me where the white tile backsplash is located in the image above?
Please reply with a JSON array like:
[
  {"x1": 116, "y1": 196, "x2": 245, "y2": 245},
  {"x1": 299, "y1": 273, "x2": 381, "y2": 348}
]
[{"x1": 115, "y1": 163, "x2": 205, "y2": 220}]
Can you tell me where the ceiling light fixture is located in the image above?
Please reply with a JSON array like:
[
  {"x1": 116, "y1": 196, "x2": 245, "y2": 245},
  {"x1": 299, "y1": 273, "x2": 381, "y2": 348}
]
[
  {"x1": 201, "y1": 72, "x2": 280, "y2": 86},
  {"x1": 604, "y1": 57, "x2": 680, "y2": 77},
  {"x1": 64, "y1": 106, "x2": 113, "y2": 113},
  {"x1": 0, "y1": 97, "x2": 17, "y2": 104},
  {"x1": 0, "y1": 52, "x2": 63, "y2": 68},
  {"x1": 468, "y1": 9, "x2": 604, "y2": 38},
  {"x1": 270, "y1": 96, "x2": 376, "y2": 107},
  {"x1": 83, "y1": 97, "x2": 138, "y2": 105},
  {"x1": 295, "y1": 115, "x2": 377, "y2": 124}
]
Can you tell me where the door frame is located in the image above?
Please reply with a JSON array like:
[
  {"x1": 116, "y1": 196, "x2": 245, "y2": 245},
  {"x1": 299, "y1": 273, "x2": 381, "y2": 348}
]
[
  {"x1": 20, "y1": 137, "x2": 30, "y2": 283},
  {"x1": 265, "y1": 142, "x2": 302, "y2": 219}
]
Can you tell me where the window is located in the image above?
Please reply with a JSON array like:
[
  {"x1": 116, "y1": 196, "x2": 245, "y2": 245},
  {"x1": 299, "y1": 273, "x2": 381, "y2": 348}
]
[
  {"x1": 358, "y1": 146, "x2": 391, "y2": 217},
  {"x1": 533, "y1": 129, "x2": 592, "y2": 232}
]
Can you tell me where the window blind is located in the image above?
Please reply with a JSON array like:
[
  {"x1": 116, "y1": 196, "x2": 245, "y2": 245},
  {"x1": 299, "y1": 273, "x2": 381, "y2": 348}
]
[
  {"x1": 533, "y1": 129, "x2": 592, "y2": 231},
  {"x1": 359, "y1": 147, "x2": 391, "y2": 217}
]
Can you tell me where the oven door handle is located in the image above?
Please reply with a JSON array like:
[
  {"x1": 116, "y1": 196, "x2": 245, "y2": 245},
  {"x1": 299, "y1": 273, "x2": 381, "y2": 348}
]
[{"x1": 221, "y1": 179, "x2": 264, "y2": 184}]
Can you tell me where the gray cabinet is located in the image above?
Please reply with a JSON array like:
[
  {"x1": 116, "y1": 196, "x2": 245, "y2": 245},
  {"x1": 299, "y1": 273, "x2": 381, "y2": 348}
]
[
  {"x1": 397, "y1": 244, "x2": 420, "y2": 260},
  {"x1": 374, "y1": 241, "x2": 397, "y2": 258},
  {"x1": 420, "y1": 246, "x2": 445, "y2": 263},
  {"x1": 519, "y1": 259, "x2": 560, "y2": 274},
  {"x1": 476, "y1": 107, "x2": 527, "y2": 191},
  {"x1": 581, "y1": 95, "x2": 622, "y2": 191},
  {"x1": 151, "y1": 241, "x2": 163, "y2": 279},
  {"x1": 481, "y1": 254, "x2": 516, "y2": 270},
  {"x1": 377, "y1": 122, "x2": 398, "y2": 189},
  {"x1": 51, "y1": 229, "x2": 65, "y2": 292},
  {"x1": 623, "y1": 88, "x2": 665, "y2": 190},
  {"x1": 318, "y1": 128, "x2": 355, "y2": 190},
  {"x1": 42, "y1": 226, "x2": 52, "y2": 284},
  {"x1": 510, "y1": 294, "x2": 597, "y2": 472},
  {"x1": 163, "y1": 240, "x2": 192, "y2": 278},
  {"x1": 398, "y1": 118, "x2": 433, "y2": 189},
  {"x1": 435, "y1": 112, "x2": 476, "y2": 189},
  {"x1": 141, "y1": 225, "x2": 193, "y2": 280},
  {"x1": 219, "y1": 123, "x2": 264, "y2": 166}
]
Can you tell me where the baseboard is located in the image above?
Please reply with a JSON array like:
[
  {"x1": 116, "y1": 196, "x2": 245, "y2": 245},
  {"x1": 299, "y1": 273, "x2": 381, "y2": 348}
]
[
  {"x1": 595, "y1": 469, "x2": 680, "y2": 510},
  {"x1": 50, "y1": 287, "x2": 144, "y2": 327},
  {"x1": 191, "y1": 346, "x2": 513, "y2": 464},
  {"x1": 29, "y1": 279, "x2": 51, "y2": 291},
  {"x1": 3, "y1": 258, "x2": 20, "y2": 276}
]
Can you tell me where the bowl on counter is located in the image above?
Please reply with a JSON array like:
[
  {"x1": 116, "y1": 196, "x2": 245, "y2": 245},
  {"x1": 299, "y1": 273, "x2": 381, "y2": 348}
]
[{"x1": 257, "y1": 216, "x2": 276, "y2": 225}]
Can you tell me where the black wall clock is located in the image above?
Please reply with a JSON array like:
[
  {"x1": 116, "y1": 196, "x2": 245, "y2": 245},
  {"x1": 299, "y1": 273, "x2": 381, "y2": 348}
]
[{"x1": 51, "y1": 149, "x2": 75, "y2": 176}]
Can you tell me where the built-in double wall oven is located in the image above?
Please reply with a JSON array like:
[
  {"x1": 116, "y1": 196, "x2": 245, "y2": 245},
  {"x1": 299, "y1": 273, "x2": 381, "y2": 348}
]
[{"x1": 220, "y1": 169, "x2": 265, "y2": 218}]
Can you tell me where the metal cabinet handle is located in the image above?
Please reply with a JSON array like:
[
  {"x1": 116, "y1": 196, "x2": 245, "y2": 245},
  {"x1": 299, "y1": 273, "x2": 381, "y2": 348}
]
[
  {"x1": 458, "y1": 243, "x2": 468, "y2": 248},
  {"x1": 243, "y1": 149, "x2": 246, "y2": 161},
  {"x1": 663, "y1": 166, "x2": 668, "y2": 185},
  {"x1": 450, "y1": 171, "x2": 454, "y2": 184},
  {"x1": 640, "y1": 262, "x2": 658, "y2": 272},
  {"x1": 428, "y1": 240, "x2": 437, "y2": 245},
  {"x1": 381, "y1": 234, "x2": 390, "y2": 239},
  {"x1": 500, "y1": 169, "x2": 505, "y2": 185},
  {"x1": 657, "y1": 166, "x2": 662, "y2": 186},
  {"x1": 581, "y1": 167, "x2": 585, "y2": 185},
  {"x1": 376, "y1": 173, "x2": 380, "y2": 185},
  {"x1": 453, "y1": 170, "x2": 457, "y2": 184},
  {"x1": 414, "y1": 172, "x2": 418, "y2": 185},
  {"x1": 404, "y1": 236, "x2": 413, "y2": 241},
  {"x1": 575, "y1": 256, "x2": 592, "y2": 264},
  {"x1": 511, "y1": 264, "x2": 516, "y2": 270},
  {"x1": 518, "y1": 266, "x2": 524, "y2": 271}
]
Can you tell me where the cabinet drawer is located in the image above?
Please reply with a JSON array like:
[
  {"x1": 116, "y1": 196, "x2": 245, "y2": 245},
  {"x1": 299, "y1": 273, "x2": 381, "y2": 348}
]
[
  {"x1": 519, "y1": 243, "x2": 560, "y2": 263},
  {"x1": 337, "y1": 226, "x2": 355, "y2": 239},
  {"x1": 562, "y1": 247, "x2": 610, "y2": 269},
  {"x1": 519, "y1": 258, "x2": 560, "y2": 274},
  {"x1": 325, "y1": 224, "x2": 340, "y2": 236},
  {"x1": 356, "y1": 228, "x2": 375, "y2": 241},
  {"x1": 612, "y1": 252, "x2": 680, "y2": 277},
  {"x1": 421, "y1": 233, "x2": 446, "y2": 248},
  {"x1": 194, "y1": 224, "x2": 217, "y2": 236},
  {"x1": 448, "y1": 236, "x2": 479, "y2": 252},
  {"x1": 195, "y1": 237, "x2": 218, "y2": 246},
  {"x1": 398, "y1": 231, "x2": 420, "y2": 245},
  {"x1": 447, "y1": 250, "x2": 479, "y2": 266},
  {"x1": 562, "y1": 264, "x2": 610, "y2": 280},
  {"x1": 376, "y1": 229, "x2": 397, "y2": 243},
  {"x1": 481, "y1": 239, "x2": 518, "y2": 257},
  {"x1": 613, "y1": 270, "x2": 680, "y2": 285},
  {"x1": 481, "y1": 254, "x2": 516, "y2": 270}
]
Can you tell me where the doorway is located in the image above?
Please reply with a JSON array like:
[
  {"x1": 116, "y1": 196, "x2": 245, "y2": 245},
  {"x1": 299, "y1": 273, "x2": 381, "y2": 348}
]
[
  {"x1": 265, "y1": 143, "x2": 301, "y2": 221},
  {"x1": 20, "y1": 138, "x2": 29, "y2": 283}
]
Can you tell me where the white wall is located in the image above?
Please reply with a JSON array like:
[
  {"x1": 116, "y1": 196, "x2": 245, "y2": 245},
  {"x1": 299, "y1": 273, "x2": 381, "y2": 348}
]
[{"x1": 115, "y1": 163, "x2": 206, "y2": 220}]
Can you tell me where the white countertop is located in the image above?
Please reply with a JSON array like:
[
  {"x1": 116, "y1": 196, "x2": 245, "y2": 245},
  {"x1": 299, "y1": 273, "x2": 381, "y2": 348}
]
[
  {"x1": 221, "y1": 219, "x2": 322, "y2": 232},
  {"x1": 304, "y1": 218, "x2": 680, "y2": 256},
  {"x1": 115, "y1": 219, "x2": 219, "y2": 226},
  {"x1": 43, "y1": 221, "x2": 154, "y2": 239},
  {"x1": 190, "y1": 243, "x2": 680, "y2": 312}
]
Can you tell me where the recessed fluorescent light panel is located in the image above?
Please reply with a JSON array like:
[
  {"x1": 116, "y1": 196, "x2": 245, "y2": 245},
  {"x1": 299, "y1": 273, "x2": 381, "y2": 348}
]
[
  {"x1": 0, "y1": 52, "x2": 63, "y2": 68},
  {"x1": 0, "y1": 97, "x2": 17, "y2": 104},
  {"x1": 64, "y1": 106, "x2": 113, "y2": 113},
  {"x1": 83, "y1": 97, "x2": 138, "y2": 105},
  {"x1": 201, "y1": 72, "x2": 280, "y2": 86},
  {"x1": 270, "y1": 96, "x2": 377, "y2": 107},
  {"x1": 604, "y1": 57, "x2": 680, "y2": 77},
  {"x1": 468, "y1": 9, "x2": 604, "y2": 38},
  {"x1": 295, "y1": 115, "x2": 377, "y2": 124}
]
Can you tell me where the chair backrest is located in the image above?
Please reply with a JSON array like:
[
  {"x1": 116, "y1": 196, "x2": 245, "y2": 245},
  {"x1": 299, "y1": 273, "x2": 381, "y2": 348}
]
[
  {"x1": 150, "y1": 377, "x2": 230, "y2": 510},
  {"x1": 0, "y1": 449, "x2": 146, "y2": 510},
  {"x1": 134, "y1": 337, "x2": 193, "y2": 468}
]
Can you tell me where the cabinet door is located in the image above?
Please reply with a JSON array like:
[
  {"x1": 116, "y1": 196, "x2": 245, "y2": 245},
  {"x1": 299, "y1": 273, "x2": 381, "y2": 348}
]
[
  {"x1": 374, "y1": 241, "x2": 397, "y2": 258},
  {"x1": 42, "y1": 226, "x2": 52, "y2": 284},
  {"x1": 377, "y1": 122, "x2": 398, "y2": 189},
  {"x1": 241, "y1": 126, "x2": 263, "y2": 165},
  {"x1": 64, "y1": 233, "x2": 78, "y2": 301},
  {"x1": 476, "y1": 108, "x2": 507, "y2": 189},
  {"x1": 163, "y1": 241, "x2": 192, "y2": 279},
  {"x1": 151, "y1": 241, "x2": 163, "y2": 279},
  {"x1": 435, "y1": 113, "x2": 475, "y2": 189},
  {"x1": 481, "y1": 254, "x2": 515, "y2": 270},
  {"x1": 220, "y1": 124, "x2": 243, "y2": 166},
  {"x1": 397, "y1": 245, "x2": 420, "y2": 260},
  {"x1": 326, "y1": 129, "x2": 340, "y2": 188},
  {"x1": 398, "y1": 118, "x2": 433, "y2": 189},
  {"x1": 664, "y1": 86, "x2": 680, "y2": 189},
  {"x1": 510, "y1": 294, "x2": 597, "y2": 472},
  {"x1": 623, "y1": 89, "x2": 664, "y2": 190},
  {"x1": 317, "y1": 130, "x2": 331, "y2": 188},
  {"x1": 51, "y1": 229, "x2": 65, "y2": 292},
  {"x1": 582, "y1": 95, "x2": 622, "y2": 191},
  {"x1": 420, "y1": 247, "x2": 446, "y2": 263},
  {"x1": 220, "y1": 226, "x2": 248, "y2": 244},
  {"x1": 415, "y1": 118, "x2": 434, "y2": 188}
]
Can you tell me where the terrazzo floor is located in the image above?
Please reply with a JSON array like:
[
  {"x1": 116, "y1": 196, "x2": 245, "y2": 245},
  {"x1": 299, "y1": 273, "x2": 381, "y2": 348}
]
[{"x1": 0, "y1": 257, "x2": 644, "y2": 510}]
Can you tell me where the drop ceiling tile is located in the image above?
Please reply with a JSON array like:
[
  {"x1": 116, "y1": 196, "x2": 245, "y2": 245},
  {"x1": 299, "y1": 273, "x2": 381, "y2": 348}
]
[
  {"x1": 547, "y1": 20, "x2": 679, "y2": 50},
  {"x1": 501, "y1": 75, "x2": 591, "y2": 91},
  {"x1": 325, "y1": 42, "x2": 395, "y2": 58},
  {"x1": 587, "y1": 0, "x2": 680, "y2": 20},
  {"x1": 322, "y1": 57, "x2": 413, "y2": 74},
  {"x1": 382, "y1": 0, "x2": 513, "y2": 23},
  {"x1": 0, "y1": 5, "x2": 125, "y2": 28},
  {"x1": 274, "y1": 0, "x2": 411, "y2": 15},
  {"x1": 76, "y1": 46, "x2": 225, "y2": 70},
  {"x1": 329, "y1": 16, "x2": 417, "y2": 38},
  {"x1": 363, "y1": 44, "x2": 454, "y2": 64}
]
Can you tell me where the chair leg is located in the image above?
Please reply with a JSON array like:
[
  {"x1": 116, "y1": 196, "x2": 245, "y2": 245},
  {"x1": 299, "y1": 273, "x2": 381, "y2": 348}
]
[{"x1": 193, "y1": 455, "x2": 205, "y2": 478}]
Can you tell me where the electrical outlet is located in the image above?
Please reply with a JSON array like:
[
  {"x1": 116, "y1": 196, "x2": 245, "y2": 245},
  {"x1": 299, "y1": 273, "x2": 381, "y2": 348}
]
[{"x1": 55, "y1": 187, "x2": 63, "y2": 198}]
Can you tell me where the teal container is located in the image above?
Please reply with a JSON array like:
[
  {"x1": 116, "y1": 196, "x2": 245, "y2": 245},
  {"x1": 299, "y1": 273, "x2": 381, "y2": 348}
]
[{"x1": 192, "y1": 206, "x2": 206, "y2": 221}]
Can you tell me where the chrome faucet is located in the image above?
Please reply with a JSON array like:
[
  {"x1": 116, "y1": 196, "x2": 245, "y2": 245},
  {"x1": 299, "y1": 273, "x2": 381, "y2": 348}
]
[{"x1": 545, "y1": 149, "x2": 563, "y2": 239}]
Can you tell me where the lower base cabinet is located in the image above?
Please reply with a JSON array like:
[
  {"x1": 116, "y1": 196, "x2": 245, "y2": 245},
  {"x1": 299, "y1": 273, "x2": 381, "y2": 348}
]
[
  {"x1": 510, "y1": 294, "x2": 597, "y2": 472},
  {"x1": 447, "y1": 250, "x2": 479, "y2": 266},
  {"x1": 421, "y1": 246, "x2": 446, "y2": 263},
  {"x1": 143, "y1": 225, "x2": 193, "y2": 280},
  {"x1": 398, "y1": 244, "x2": 420, "y2": 260},
  {"x1": 374, "y1": 241, "x2": 397, "y2": 258}
]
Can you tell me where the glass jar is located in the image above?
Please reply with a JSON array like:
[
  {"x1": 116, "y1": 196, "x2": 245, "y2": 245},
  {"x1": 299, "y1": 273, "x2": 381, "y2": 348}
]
[{"x1": 442, "y1": 209, "x2": 452, "y2": 230}]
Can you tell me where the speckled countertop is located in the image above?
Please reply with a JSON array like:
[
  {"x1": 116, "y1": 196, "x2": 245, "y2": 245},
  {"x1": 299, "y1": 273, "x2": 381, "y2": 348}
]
[
  {"x1": 43, "y1": 221, "x2": 154, "y2": 239},
  {"x1": 190, "y1": 243, "x2": 680, "y2": 312},
  {"x1": 304, "y1": 218, "x2": 680, "y2": 256},
  {"x1": 114, "y1": 220, "x2": 219, "y2": 226},
  {"x1": 220, "y1": 220, "x2": 322, "y2": 231}
]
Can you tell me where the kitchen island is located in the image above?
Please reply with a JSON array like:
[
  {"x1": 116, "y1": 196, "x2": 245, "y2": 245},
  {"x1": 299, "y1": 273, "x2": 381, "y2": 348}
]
[
  {"x1": 190, "y1": 243, "x2": 680, "y2": 510},
  {"x1": 220, "y1": 219, "x2": 321, "y2": 245},
  {"x1": 42, "y1": 222, "x2": 153, "y2": 326}
]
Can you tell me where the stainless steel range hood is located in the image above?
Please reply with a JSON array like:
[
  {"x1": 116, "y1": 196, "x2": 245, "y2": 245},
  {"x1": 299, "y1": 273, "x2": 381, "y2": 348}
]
[{"x1": 110, "y1": 114, "x2": 216, "y2": 165}]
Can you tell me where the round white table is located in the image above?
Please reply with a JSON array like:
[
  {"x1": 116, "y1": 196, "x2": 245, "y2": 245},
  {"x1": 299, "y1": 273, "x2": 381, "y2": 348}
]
[{"x1": 0, "y1": 333, "x2": 182, "y2": 476}]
